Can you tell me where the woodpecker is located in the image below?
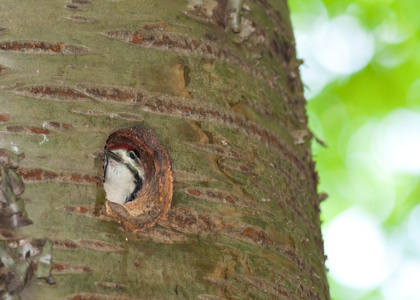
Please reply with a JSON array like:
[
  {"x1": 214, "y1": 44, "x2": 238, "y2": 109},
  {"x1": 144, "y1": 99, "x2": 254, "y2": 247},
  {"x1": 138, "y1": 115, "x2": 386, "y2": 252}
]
[{"x1": 103, "y1": 146, "x2": 145, "y2": 205}]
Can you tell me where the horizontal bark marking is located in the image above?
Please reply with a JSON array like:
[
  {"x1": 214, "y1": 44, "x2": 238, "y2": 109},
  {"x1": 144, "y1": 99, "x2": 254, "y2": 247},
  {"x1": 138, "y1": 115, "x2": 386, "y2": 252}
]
[
  {"x1": 52, "y1": 239, "x2": 78, "y2": 250},
  {"x1": 16, "y1": 167, "x2": 58, "y2": 181},
  {"x1": 2, "y1": 125, "x2": 49, "y2": 135},
  {"x1": 70, "y1": 0, "x2": 94, "y2": 7},
  {"x1": 50, "y1": 262, "x2": 93, "y2": 274},
  {"x1": 42, "y1": 121, "x2": 72, "y2": 130},
  {"x1": 103, "y1": 29, "x2": 239, "y2": 63},
  {"x1": 76, "y1": 85, "x2": 144, "y2": 104},
  {"x1": 58, "y1": 205, "x2": 113, "y2": 222},
  {"x1": 164, "y1": 207, "x2": 217, "y2": 234},
  {"x1": 53, "y1": 238, "x2": 129, "y2": 253},
  {"x1": 67, "y1": 293, "x2": 140, "y2": 300},
  {"x1": 16, "y1": 167, "x2": 101, "y2": 184},
  {"x1": 0, "y1": 41, "x2": 90, "y2": 54},
  {"x1": 76, "y1": 239, "x2": 125, "y2": 252},
  {"x1": 14, "y1": 85, "x2": 144, "y2": 104},
  {"x1": 71, "y1": 110, "x2": 144, "y2": 121},
  {"x1": 65, "y1": 4, "x2": 83, "y2": 11},
  {"x1": 15, "y1": 86, "x2": 89, "y2": 102},
  {"x1": 65, "y1": 16, "x2": 98, "y2": 23},
  {"x1": 218, "y1": 158, "x2": 253, "y2": 173},
  {"x1": 95, "y1": 281, "x2": 127, "y2": 290}
]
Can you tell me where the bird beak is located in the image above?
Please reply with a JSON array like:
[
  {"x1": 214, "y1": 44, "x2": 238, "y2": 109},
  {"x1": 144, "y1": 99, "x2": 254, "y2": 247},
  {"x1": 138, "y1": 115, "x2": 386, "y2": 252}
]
[{"x1": 105, "y1": 150, "x2": 122, "y2": 162}]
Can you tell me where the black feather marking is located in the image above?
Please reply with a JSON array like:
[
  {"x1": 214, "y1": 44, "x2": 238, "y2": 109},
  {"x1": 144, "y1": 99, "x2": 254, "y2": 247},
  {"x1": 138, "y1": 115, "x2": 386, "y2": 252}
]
[
  {"x1": 103, "y1": 154, "x2": 109, "y2": 182},
  {"x1": 125, "y1": 173, "x2": 143, "y2": 203}
]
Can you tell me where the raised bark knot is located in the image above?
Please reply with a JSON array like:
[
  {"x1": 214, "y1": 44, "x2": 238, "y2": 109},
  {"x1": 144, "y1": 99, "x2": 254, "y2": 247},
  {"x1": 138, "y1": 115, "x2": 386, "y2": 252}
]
[{"x1": 103, "y1": 126, "x2": 173, "y2": 232}]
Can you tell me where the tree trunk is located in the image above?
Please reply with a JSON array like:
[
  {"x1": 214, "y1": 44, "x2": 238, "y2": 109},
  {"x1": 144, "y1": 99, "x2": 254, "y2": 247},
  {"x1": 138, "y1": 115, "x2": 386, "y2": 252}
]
[{"x1": 0, "y1": 0, "x2": 329, "y2": 299}]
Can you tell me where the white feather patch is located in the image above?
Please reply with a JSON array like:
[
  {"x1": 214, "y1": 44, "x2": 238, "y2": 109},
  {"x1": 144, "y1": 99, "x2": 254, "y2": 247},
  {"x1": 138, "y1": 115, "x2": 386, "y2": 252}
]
[{"x1": 104, "y1": 159, "x2": 136, "y2": 205}]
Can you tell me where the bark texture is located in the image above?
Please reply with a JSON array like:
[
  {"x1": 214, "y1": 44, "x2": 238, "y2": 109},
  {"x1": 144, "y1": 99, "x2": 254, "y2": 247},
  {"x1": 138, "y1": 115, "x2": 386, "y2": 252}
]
[{"x1": 0, "y1": 0, "x2": 329, "y2": 299}]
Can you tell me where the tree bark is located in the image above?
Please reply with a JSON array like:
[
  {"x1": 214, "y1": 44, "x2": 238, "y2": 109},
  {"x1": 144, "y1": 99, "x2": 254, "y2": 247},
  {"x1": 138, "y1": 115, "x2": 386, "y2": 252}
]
[{"x1": 0, "y1": 0, "x2": 329, "y2": 299}]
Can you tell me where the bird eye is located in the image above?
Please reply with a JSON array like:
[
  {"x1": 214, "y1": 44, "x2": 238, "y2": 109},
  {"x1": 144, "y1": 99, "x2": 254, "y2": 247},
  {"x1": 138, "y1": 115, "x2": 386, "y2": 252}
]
[{"x1": 128, "y1": 151, "x2": 136, "y2": 160}]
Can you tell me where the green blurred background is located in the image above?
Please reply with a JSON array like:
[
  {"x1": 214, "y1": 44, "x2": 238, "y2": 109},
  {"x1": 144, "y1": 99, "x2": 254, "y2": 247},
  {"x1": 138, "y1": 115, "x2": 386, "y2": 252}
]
[{"x1": 288, "y1": 0, "x2": 420, "y2": 299}]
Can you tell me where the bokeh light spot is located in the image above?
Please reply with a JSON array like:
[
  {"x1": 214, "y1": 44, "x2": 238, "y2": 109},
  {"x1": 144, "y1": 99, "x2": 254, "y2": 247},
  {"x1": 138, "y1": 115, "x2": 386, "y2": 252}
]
[
  {"x1": 314, "y1": 15, "x2": 374, "y2": 75},
  {"x1": 324, "y1": 208, "x2": 391, "y2": 289},
  {"x1": 372, "y1": 109, "x2": 420, "y2": 174},
  {"x1": 382, "y1": 260, "x2": 420, "y2": 300}
]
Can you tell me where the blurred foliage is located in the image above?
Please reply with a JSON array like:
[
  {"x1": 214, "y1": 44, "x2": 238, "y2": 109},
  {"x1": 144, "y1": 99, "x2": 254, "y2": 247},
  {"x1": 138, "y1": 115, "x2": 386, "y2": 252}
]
[{"x1": 288, "y1": 0, "x2": 420, "y2": 299}]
